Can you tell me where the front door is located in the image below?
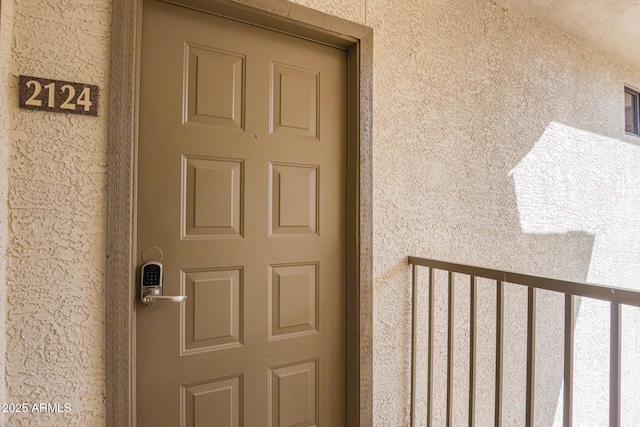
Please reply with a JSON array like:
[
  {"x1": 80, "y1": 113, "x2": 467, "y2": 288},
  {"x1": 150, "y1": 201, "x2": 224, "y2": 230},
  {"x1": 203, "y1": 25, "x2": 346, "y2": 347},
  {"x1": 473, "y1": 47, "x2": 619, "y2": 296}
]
[{"x1": 135, "y1": 1, "x2": 348, "y2": 425}]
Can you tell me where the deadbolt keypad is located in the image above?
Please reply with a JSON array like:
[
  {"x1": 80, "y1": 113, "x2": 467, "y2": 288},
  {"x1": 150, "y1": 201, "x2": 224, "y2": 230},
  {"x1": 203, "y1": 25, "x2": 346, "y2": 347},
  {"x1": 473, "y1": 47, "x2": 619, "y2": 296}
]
[{"x1": 142, "y1": 263, "x2": 161, "y2": 287}]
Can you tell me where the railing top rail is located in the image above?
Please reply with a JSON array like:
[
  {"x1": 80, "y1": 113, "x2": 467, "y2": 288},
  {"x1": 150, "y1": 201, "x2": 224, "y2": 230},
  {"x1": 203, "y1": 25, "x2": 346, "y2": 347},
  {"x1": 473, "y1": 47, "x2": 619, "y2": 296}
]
[{"x1": 408, "y1": 256, "x2": 640, "y2": 308}]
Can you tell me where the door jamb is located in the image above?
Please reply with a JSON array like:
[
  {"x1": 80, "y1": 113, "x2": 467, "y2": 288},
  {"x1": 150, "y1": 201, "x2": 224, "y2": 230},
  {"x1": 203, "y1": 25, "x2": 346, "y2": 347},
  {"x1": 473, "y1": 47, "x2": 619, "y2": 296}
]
[{"x1": 106, "y1": 0, "x2": 373, "y2": 425}]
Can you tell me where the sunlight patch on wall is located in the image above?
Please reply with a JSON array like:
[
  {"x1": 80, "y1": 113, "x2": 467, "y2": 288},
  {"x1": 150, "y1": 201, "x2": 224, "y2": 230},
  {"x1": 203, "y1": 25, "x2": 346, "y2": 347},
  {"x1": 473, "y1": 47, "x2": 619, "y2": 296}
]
[{"x1": 510, "y1": 121, "x2": 640, "y2": 426}]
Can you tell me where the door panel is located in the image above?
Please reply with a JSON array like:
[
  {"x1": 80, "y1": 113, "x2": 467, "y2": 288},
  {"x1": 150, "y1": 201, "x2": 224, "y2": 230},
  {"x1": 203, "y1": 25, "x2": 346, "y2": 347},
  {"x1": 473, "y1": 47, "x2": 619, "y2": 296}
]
[
  {"x1": 136, "y1": 1, "x2": 347, "y2": 426},
  {"x1": 182, "y1": 156, "x2": 244, "y2": 238},
  {"x1": 182, "y1": 377, "x2": 242, "y2": 427}
]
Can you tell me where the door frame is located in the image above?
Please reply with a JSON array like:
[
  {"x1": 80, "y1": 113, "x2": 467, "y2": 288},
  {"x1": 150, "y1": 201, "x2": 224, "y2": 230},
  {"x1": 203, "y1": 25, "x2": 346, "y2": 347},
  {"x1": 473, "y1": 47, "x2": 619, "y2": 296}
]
[{"x1": 106, "y1": 0, "x2": 373, "y2": 425}]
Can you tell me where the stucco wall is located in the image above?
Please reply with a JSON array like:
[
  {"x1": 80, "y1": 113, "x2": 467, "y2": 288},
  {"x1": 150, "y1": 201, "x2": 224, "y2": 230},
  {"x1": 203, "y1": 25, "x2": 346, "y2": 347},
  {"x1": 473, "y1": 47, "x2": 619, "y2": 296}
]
[
  {"x1": 2, "y1": 0, "x2": 640, "y2": 425},
  {"x1": 2, "y1": 0, "x2": 110, "y2": 425},
  {"x1": 0, "y1": 1, "x2": 14, "y2": 421}
]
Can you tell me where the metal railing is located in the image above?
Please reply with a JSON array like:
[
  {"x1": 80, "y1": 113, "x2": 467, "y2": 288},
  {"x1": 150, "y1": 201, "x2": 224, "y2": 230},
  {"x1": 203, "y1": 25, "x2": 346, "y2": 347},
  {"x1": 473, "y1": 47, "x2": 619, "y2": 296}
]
[{"x1": 408, "y1": 256, "x2": 640, "y2": 427}]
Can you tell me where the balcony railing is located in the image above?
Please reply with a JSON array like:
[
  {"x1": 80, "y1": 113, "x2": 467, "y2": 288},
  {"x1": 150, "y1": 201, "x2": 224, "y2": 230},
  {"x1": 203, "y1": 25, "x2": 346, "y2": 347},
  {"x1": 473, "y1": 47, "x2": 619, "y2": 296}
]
[{"x1": 408, "y1": 256, "x2": 640, "y2": 427}]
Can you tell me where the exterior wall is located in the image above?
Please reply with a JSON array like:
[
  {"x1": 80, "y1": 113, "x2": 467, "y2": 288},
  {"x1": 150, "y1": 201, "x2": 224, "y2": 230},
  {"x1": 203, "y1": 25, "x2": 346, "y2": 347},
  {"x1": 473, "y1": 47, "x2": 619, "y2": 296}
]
[
  {"x1": 0, "y1": 1, "x2": 14, "y2": 420},
  {"x1": 1, "y1": 0, "x2": 639, "y2": 425},
  {"x1": 1, "y1": 0, "x2": 111, "y2": 425}
]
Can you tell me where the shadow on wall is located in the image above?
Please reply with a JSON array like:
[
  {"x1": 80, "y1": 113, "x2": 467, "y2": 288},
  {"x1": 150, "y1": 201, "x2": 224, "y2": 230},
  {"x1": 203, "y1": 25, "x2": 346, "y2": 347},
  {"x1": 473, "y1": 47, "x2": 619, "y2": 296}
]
[
  {"x1": 509, "y1": 122, "x2": 640, "y2": 427},
  {"x1": 413, "y1": 122, "x2": 640, "y2": 426},
  {"x1": 370, "y1": 2, "x2": 640, "y2": 424},
  {"x1": 510, "y1": 121, "x2": 640, "y2": 288}
]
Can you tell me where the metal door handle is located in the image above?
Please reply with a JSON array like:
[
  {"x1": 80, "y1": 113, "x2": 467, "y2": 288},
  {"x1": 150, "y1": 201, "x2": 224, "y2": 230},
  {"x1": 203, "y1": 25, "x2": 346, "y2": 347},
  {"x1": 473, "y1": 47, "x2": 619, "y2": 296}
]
[
  {"x1": 139, "y1": 260, "x2": 187, "y2": 305},
  {"x1": 141, "y1": 287, "x2": 187, "y2": 305}
]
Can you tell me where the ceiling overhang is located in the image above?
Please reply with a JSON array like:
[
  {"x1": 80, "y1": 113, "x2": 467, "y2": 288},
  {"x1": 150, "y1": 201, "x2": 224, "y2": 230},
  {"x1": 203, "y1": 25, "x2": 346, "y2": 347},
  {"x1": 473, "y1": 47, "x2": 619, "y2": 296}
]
[{"x1": 494, "y1": 0, "x2": 640, "y2": 72}]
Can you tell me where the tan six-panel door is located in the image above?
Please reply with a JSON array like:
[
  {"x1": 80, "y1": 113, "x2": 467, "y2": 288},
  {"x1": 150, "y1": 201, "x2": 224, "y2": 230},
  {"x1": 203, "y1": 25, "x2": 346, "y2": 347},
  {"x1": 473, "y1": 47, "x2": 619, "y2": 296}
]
[{"x1": 136, "y1": 1, "x2": 347, "y2": 425}]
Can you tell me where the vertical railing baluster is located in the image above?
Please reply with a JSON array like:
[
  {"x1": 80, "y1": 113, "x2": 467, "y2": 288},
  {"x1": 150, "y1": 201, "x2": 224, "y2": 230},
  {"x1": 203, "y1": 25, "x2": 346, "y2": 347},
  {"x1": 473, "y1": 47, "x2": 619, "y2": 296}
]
[
  {"x1": 564, "y1": 294, "x2": 574, "y2": 427},
  {"x1": 526, "y1": 287, "x2": 536, "y2": 427},
  {"x1": 610, "y1": 302, "x2": 621, "y2": 427},
  {"x1": 410, "y1": 264, "x2": 417, "y2": 427},
  {"x1": 495, "y1": 280, "x2": 504, "y2": 427},
  {"x1": 427, "y1": 267, "x2": 434, "y2": 427},
  {"x1": 447, "y1": 271, "x2": 455, "y2": 427},
  {"x1": 469, "y1": 276, "x2": 477, "y2": 427},
  {"x1": 406, "y1": 256, "x2": 639, "y2": 427}
]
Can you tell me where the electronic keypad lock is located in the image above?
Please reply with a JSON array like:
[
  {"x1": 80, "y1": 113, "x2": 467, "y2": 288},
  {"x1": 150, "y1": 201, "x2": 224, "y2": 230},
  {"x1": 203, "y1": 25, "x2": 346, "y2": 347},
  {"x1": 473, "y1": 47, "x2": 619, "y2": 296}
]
[{"x1": 140, "y1": 261, "x2": 187, "y2": 305}]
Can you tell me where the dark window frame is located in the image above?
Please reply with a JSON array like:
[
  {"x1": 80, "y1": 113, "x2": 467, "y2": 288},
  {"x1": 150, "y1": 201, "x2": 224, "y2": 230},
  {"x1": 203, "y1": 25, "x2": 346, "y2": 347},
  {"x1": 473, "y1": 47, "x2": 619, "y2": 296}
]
[{"x1": 625, "y1": 86, "x2": 640, "y2": 136}]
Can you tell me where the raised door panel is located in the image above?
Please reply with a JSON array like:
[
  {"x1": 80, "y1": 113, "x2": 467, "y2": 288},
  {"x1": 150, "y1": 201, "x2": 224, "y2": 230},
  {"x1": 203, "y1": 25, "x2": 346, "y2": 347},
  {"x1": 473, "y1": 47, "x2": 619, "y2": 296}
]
[
  {"x1": 181, "y1": 268, "x2": 243, "y2": 354},
  {"x1": 269, "y1": 163, "x2": 318, "y2": 236},
  {"x1": 182, "y1": 156, "x2": 243, "y2": 239},
  {"x1": 271, "y1": 64, "x2": 319, "y2": 139},
  {"x1": 182, "y1": 377, "x2": 241, "y2": 427},
  {"x1": 269, "y1": 361, "x2": 318, "y2": 427},
  {"x1": 185, "y1": 44, "x2": 245, "y2": 129},
  {"x1": 269, "y1": 263, "x2": 318, "y2": 340}
]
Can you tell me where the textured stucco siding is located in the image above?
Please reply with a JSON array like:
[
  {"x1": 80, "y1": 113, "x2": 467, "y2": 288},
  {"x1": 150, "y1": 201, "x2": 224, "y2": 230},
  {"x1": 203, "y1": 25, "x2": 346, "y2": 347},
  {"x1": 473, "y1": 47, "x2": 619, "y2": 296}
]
[
  {"x1": 0, "y1": 2, "x2": 14, "y2": 423},
  {"x1": 2, "y1": 0, "x2": 110, "y2": 425},
  {"x1": 288, "y1": 0, "x2": 366, "y2": 25},
  {"x1": 2, "y1": 0, "x2": 640, "y2": 426}
]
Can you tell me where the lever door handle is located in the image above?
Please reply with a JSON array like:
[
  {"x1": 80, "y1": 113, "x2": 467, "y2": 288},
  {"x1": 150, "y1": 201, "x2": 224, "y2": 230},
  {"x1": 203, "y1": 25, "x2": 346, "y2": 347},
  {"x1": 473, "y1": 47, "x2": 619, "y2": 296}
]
[
  {"x1": 141, "y1": 287, "x2": 187, "y2": 305},
  {"x1": 139, "y1": 260, "x2": 187, "y2": 306}
]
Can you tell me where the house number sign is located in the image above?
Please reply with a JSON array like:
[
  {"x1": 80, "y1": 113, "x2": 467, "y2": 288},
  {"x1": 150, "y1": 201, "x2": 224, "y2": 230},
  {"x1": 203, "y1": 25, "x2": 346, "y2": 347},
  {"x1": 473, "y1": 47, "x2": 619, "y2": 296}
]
[{"x1": 18, "y1": 75, "x2": 99, "y2": 117}]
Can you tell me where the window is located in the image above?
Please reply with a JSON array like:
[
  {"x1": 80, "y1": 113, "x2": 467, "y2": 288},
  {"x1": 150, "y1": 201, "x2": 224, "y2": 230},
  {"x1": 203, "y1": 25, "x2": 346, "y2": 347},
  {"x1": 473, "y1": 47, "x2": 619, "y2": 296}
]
[{"x1": 625, "y1": 87, "x2": 639, "y2": 136}]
